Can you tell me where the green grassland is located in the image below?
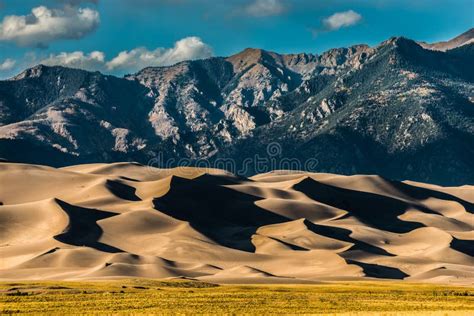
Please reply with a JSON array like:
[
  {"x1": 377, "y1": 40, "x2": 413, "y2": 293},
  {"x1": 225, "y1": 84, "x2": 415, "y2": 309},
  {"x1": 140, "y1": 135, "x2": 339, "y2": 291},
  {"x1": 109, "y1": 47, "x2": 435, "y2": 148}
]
[{"x1": 1, "y1": 279, "x2": 473, "y2": 315}]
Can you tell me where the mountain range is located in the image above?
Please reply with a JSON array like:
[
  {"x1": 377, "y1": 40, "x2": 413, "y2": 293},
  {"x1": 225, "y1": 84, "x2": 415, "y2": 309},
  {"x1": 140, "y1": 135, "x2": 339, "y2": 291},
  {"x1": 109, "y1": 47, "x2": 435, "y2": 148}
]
[{"x1": 0, "y1": 28, "x2": 473, "y2": 185}]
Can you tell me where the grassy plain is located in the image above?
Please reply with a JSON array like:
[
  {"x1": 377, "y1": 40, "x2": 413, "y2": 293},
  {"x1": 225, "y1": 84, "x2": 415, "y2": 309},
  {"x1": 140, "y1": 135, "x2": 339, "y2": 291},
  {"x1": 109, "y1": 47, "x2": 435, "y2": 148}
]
[{"x1": 1, "y1": 279, "x2": 473, "y2": 315}]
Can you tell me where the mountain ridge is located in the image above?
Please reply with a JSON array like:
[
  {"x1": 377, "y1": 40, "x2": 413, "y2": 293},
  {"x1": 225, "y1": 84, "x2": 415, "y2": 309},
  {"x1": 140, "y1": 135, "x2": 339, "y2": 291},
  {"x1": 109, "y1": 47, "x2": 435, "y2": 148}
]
[
  {"x1": 0, "y1": 29, "x2": 473, "y2": 185},
  {"x1": 419, "y1": 28, "x2": 474, "y2": 51}
]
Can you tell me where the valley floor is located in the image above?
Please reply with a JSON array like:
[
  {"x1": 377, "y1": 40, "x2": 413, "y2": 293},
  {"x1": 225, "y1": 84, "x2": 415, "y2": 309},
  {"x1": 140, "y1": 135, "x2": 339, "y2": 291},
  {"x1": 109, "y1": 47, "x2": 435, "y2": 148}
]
[{"x1": 1, "y1": 279, "x2": 473, "y2": 315}]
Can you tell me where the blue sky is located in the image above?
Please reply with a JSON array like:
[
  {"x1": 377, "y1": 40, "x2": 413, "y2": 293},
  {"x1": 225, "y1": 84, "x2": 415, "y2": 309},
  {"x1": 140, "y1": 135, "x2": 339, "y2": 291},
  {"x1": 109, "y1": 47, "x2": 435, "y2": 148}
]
[{"x1": 0, "y1": 0, "x2": 472, "y2": 78}]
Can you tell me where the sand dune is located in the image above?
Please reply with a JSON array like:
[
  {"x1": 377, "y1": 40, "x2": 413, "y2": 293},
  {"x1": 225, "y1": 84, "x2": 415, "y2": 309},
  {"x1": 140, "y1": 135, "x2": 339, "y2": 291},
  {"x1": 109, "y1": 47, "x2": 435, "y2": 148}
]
[{"x1": 0, "y1": 162, "x2": 472, "y2": 284}]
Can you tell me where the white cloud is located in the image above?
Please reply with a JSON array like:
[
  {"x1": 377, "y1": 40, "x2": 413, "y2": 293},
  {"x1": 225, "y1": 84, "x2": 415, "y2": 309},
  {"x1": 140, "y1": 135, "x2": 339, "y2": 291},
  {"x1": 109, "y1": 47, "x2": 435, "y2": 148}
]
[
  {"x1": 40, "y1": 51, "x2": 105, "y2": 71},
  {"x1": 0, "y1": 58, "x2": 16, "y2": 71},
  {"x1": 28, "y1": 37, "x2": 213, "y2": 75},
  {"x1": 0, "y1": 5, "x2": 100, "y2": 48},
  {"x1": 322, "y1": 10, "x2": 362, "y2": 31},
  {"x1": 106, "y1": 37, "x2": 213, "y2": 73},
  {"x1": 244, "y1": 0, "x2": 287, "y2": 17}
]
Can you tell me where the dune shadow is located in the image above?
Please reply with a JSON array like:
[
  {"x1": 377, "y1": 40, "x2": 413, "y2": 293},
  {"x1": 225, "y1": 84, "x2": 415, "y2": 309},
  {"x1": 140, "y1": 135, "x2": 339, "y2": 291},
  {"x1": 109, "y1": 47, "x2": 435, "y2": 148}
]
[
  {"x1": 346, "y1": 259, "x2": 408, "y2": 279},
  {"x1": 450, "y1": 237, "x2": 474, "y2": 257},
  {"x1": 264, "y1": 235, "x2": 308, "y2": 251},
  {"x1": 118, "y1": 176, "x2": 140, "y2": 182},
  {"x1": 387, "y1": 180, "x2": 474, "y2": 214},
  {"x1": 153, "y1": 175, "x2": 289, "y2": 252},
  {"x1": 303, "y1": 220, "x2": 394, "y2": 256},
  {"x1": 105, "y1": 180, "x2": 141, "y2": 201},
  {"x1": 292, "y1": 178, "x2": 435, "y2": 233},
  {"x1": 54, "y1": 199, "x2": 123, "y2": 253}
]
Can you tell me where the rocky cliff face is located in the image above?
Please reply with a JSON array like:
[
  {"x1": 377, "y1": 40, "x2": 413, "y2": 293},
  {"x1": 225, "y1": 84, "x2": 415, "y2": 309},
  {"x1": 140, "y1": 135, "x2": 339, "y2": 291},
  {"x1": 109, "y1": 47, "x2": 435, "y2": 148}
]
[{"x1": 0, "y1": 30, "x2": 473, "y2": 185}]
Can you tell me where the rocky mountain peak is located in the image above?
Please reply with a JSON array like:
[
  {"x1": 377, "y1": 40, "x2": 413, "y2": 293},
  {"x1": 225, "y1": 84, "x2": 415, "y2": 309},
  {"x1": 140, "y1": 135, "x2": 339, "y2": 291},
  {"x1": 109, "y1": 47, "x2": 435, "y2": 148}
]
[
  {"x1": 11, "y1": 64, "x2": 49, "y2": 80},
  {"x1": 379, "y1": 36, "x2": 421, "y2": 49},
  {"x1": 226, "y1": 48, "x2": 274, "y2": 72},
  {"x1": 10, "y1": 64, "x2": 97, "y2": 84}
]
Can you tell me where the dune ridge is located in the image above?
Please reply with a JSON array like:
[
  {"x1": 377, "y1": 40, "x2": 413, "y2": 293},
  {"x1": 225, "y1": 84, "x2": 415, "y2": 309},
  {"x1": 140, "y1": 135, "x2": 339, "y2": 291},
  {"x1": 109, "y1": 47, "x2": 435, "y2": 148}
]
[{"x1": 0, "y1": 162, "x2": 472, "y2": 284}]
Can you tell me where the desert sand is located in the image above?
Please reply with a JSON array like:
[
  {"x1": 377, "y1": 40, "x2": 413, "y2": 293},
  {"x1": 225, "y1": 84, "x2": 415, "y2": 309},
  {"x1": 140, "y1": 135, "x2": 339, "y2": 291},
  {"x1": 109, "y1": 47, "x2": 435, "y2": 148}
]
[{"x1": 0, "y1": 162, "x2": 472, "y2": 284}]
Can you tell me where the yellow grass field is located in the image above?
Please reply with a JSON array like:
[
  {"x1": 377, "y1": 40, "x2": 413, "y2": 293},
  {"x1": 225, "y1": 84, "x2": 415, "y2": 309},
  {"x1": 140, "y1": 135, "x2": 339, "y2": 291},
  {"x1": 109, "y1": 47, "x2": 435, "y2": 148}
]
[{"x1": 1, "y1": 280, "x2": 473, "y2": 315}]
